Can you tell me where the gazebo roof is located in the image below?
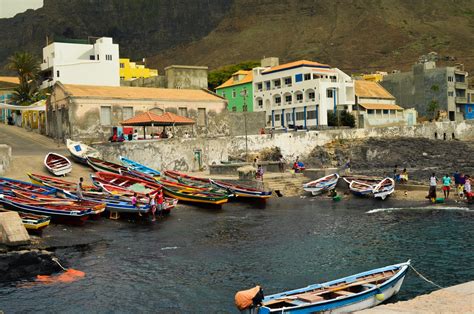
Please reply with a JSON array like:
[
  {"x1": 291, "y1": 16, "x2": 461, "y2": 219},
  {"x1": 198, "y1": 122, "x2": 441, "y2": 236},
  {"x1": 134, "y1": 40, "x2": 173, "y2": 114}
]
[{"x1": 121, "y1": 111, "x2": 195, "y2": 126}]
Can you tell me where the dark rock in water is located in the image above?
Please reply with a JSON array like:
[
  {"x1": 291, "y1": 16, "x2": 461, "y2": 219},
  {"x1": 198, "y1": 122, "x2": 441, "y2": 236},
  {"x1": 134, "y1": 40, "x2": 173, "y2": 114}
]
[{"x1": 0, "y1": 249, "x2": 62, "y2": 283}]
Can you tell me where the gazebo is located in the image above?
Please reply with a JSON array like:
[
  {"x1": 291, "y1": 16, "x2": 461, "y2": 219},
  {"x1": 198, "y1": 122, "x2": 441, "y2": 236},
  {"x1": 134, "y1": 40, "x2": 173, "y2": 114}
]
[{"x1": 121, "y1": 111, "x2": 195, "y2": 139}]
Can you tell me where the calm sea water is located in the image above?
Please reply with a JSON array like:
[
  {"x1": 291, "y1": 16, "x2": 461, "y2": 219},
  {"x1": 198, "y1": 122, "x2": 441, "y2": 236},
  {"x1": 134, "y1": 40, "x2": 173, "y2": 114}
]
[{"x1": 1, "y1": 197, "x2": 473, "y2": 313}]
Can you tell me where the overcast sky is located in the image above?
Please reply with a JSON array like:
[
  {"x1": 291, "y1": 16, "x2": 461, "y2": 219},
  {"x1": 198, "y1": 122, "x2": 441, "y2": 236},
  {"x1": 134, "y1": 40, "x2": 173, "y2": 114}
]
[{"x1": 0, "y1": 0, "x2": 43, "y2": 18}]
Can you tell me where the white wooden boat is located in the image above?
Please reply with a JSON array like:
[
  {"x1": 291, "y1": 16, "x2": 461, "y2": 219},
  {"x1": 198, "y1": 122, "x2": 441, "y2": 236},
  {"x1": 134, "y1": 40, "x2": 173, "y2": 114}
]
[
  {"x1": 303, "y1": 173, "x2": 339, "y2": 196},
  {"x1": 66, "y1": 139, "x2": 102, "y2": 165},
  {"x1": 236, "y1": 260, "x2": 410, "y2": 313},
  {"x1": 373, "y1": 177, "x2": 395, "y2": 200},
  {"x1": 44, "y1": 153, "x2": 72, "y2": 176},
  {"x1": 349, "y1": 180, "x2": 375, "y2": 197}
]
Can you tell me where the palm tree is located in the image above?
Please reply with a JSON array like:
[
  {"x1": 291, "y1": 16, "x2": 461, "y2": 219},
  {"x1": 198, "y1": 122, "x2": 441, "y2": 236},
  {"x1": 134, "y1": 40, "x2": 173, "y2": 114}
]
[{"x1": 5, "y1": 52, "x2": 41, "y2": 105}]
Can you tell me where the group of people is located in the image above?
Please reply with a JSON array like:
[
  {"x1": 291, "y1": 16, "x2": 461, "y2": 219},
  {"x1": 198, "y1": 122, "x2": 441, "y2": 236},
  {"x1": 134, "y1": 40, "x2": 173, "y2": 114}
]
[
  {"x1": 393, "y1": 166, "x2": 409, "y2": 184},
  {"x1": 428, "y1": 171, "x2": 472, "y2": 202},
  {"x1": 292, "y1": 156, "x2": 305, "y2": 173},
  {"x1": 109, "y1": 128, "x2": 185, "y2": 142}
]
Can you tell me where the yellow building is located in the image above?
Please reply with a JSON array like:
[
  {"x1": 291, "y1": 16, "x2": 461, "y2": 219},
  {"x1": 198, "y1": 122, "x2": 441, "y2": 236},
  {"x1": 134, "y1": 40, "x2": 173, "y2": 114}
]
[
  {"x1": 119, "y1": 58, "x2": 158, "y2": 81},
  {"x1": 361, "y1": 72, "x2": 387, "y2": 82}
]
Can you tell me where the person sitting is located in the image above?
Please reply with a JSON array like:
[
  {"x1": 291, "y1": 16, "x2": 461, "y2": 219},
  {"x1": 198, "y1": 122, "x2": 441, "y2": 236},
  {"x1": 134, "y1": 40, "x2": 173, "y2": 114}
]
[
  {"x1": 110, "y1": 133, "x2": 118, "y2": 142},
  {"x1": 292, "y1": 160, "x2": 305, "y2": 173},
  {"x1": 118, "y1": 133, "x2": 125, "y2": 142},
  {"x1": 132, "y1": 130, "x2": 139, "y2": 140},
  {"x1": 400, "y1": 168, "x2": 408, "y2": 183},
  {"x1": 260, "y1": 128, "x2": 266, "y2": 135}
]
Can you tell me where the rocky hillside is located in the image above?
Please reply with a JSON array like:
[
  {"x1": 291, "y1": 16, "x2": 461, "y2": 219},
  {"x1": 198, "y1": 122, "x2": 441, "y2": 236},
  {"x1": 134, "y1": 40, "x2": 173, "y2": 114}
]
[{"x1": 1, "y1": 0, "x2": 474, "y2": 74}]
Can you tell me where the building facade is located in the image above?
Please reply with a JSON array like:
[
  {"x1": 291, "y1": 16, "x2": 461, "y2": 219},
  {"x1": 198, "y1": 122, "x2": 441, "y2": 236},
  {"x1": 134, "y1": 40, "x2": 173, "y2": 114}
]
[
  {"x1": 119, "y1": 58, "x2": 158, "y2": 81},
  {"x1": 46, "y1": 82, "x2": 227, "y2": 142},
  {"x1": 165, "y1": 65, "x2": 208, "y2": 90},
  {"x1": 215, "y1": 70, "x2": 253, "y2": 112},
  {"x1": 466, "y1": 88, "x2": 474, "y2": 120},
  {"x1": 252, "y1": 60, "x2": 355, "y2": 129},
  {"x1": 381, "y1": 61, "x2": 468, "y2": 121},
  {"x1": 354, "y1": 80, "x2": 416, "y2": 128},
  {"x1": 0, "y1": 76, "x2": 18, "y2": 124},
  {"x1": 39, "y1": 37, "x2": 120, "y2": 89}
]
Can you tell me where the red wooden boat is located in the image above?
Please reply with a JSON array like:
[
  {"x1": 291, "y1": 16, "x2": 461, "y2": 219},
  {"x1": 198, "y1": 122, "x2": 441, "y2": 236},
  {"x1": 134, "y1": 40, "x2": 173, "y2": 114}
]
[
  {"x1": 92, "y1": 171, "x2": 162, "y2": 192},
  {"x1": 44, "y1": 153, "x2": 72, "y2": 176},
  {"x1": 0, "y1": 177, "x2": 57, "y2": 195},
  {"x1": 28, "y1": 173, "x2": 99, "y2": 192}
]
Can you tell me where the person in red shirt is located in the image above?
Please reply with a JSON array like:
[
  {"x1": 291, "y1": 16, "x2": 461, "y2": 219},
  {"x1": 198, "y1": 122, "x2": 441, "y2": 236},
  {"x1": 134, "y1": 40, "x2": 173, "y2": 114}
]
[{"x1": 156, "y1": 190, "x2": 164, "y2": 217}]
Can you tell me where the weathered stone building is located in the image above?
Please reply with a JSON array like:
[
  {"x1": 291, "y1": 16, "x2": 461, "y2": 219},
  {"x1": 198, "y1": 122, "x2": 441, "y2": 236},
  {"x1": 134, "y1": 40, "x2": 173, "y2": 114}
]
[{"x1": 46, "y1": 82, "x2": 227, "y2": 142}]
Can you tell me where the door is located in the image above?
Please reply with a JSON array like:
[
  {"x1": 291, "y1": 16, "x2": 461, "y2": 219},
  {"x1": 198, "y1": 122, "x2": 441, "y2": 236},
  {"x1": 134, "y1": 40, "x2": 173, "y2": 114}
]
[{"x1": 407, "y1": 113, "x2": 414, "y2": 126}]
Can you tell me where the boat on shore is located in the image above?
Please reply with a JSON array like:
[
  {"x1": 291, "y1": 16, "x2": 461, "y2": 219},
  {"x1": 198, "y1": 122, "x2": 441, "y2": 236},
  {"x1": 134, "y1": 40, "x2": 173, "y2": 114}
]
[
  {"x1": 44, "y1": 153, "x2": 72, "y2": 176},
  {"x1": 210, "y1": 179, "x2": 272, "y2": 199},
  {"x1": 342, "y1": 175, "x2": 383, "y2": 185},
  {"x1": 28, "y1": 173, "x2": 99, "y2": 192},
  {"x1": 373, "y1": 177, "x2": 395, "y2": 200},
  {"x1": 120, "y1": 156, "x2": 161, "y2": 176},
  {"x1": 66, "y1": 139, "x2": 102, "y2": 165},
  {"x1": 235, "y1": 260, "x2": 410, "y2": 313},
  {"x1": 0, "y1": 177, "x2": 57, "y2": 195},
  {"x1": 0, "y1": 209, "x2": 51, "y2": 232},
  {"x1": 349, "y1": 180, "x2": 376, "y2": 197},
  {"x1": 87, "y1": 157, "x2": 128, "y2": 174},
  {"x1": 303, "y1": 173, "x2": 339, "y2": 196}
]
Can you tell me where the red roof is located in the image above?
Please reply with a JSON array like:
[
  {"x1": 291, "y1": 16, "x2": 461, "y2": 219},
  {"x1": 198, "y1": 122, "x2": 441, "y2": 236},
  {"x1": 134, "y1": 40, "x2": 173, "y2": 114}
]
[{"x1": 121, "y1": 111, "x2": 195, "y2": 126}]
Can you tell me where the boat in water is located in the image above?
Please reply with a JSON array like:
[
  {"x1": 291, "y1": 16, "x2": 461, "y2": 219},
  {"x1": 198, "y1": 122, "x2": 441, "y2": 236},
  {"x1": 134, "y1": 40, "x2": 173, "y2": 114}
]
[
  {"x1": 66, "y1": 139, "x2": 102, "y2": 165},
  {"x1": 87, "y1": 157, "x2": 128, "y2": 174},
  {"x1": 44, "y1": 153, "x2": 72, "y2": 176},
  {"x1": 303, "y1": 173, "x2": 339, "y2": 196},
  {"x1": 235, "y1": 260, "x2": 410, "y2": 313},
  {"x1": 373, "y1": 177, "x2": 395, "y2": 200}
]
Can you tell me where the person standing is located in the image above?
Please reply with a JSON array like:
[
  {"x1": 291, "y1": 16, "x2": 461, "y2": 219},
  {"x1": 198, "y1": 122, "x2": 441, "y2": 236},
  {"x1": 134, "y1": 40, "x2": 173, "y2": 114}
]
[
  {"x1": 278, "y1": 155, "x2": 285, "y2": 173},
  {"x1": 132, "y1": 192, "x2": 141, "y2": 216},
  {"x1": 256, "y1": 165, "x2": 264, "y2": 190},
  {"x1": 442, "y1": 174, "x2": 452, "y2": 200},
  {"x1": 428, "y1": 173, "x2": 438, "y2": 202},
  {"x1": 148, "y1": 193, "x2": 156, "y2": 222},
  {"x1": 132, "y1": 129, "x2": 139, "y2": 140},
  {"x1": 156, "y1": 190, "x2": 164, "y2": 217},
  {"x1": 453, "y1": 170, "x2": 460, "y2": 190},
  {"x1": 76, "y1": 177, "x2": 84, "y2": 201},
  {"x1": 464, "y1": 176, "x2": 472, "y2": 202},
  {"x1": 344, "y1": 159, "x2": 351, "y2": 175}
]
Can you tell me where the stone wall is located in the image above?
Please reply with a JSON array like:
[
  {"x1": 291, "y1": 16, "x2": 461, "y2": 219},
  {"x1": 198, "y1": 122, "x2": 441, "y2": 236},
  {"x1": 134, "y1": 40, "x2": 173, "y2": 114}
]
[
  {"x1": 120, "y1": 76, "x2": 166, "y2": 88},
  {"x1": 0, "y1": 144, "x2": 12, "y2": 175},
  {"x1": 91, "y1": 121, "x2": 474, "y2": 172},
  {"x1": 227, "y1": 111, "x2": 266, "y2": 136}
]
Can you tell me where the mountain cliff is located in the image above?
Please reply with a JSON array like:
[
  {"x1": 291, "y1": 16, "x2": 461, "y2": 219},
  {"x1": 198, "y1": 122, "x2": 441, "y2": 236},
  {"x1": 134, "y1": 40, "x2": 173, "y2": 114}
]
[{"x1": 1, "y1": 0, "x2": 473, "y2": 74}]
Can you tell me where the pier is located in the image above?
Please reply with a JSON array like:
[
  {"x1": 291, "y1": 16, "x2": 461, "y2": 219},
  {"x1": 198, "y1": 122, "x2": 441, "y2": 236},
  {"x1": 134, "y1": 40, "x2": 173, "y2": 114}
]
[{"x1": 359, "y1": 281, "x2": 474, "y2": 313}]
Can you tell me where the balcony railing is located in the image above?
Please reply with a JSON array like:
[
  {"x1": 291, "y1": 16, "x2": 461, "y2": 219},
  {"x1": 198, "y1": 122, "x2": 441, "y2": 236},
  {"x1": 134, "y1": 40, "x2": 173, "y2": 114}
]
[
  {"x1": 455, "y1": 81, "x2": 468, "y2": 89},
  {"x1": 455, "y1": 97, "x2": 467, "y2": 104}
]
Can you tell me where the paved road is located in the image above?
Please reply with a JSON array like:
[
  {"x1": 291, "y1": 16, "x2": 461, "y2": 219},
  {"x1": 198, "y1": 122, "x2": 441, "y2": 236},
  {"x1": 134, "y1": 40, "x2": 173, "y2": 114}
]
[{"x1": 0, "y1": 123, "x2": 64, "y2": 155}]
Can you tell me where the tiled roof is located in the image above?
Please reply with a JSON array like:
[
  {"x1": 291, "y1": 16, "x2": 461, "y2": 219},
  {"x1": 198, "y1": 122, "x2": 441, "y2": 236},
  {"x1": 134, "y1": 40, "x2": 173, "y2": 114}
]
[
  {"x1": 359, "y1": 103, "x2": 403, "y2": 110},
  {"x1": 355, "y1": 80, "x2": 395, "y2": 99},
  {"x1": 262, "y1": 60, "x2": 330, "y2": 74},
  {"x1": 0, "y1": 76, "x2": 20, "y2": 85},
  {"x1": 121, "y1": 111, "x2": 195, "y2": 126},
  {"x1": 216, "y1": 70, "x2": 253, "y2": 89},
  {"x1": 61, "y1": 84, "x2": 223, "y2": 101}
]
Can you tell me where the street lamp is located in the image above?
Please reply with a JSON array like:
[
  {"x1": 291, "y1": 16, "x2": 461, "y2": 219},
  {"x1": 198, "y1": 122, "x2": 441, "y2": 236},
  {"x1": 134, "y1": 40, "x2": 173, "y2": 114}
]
[{"x1": 240, "y1": 88, "x2": 248, "y2": 161}]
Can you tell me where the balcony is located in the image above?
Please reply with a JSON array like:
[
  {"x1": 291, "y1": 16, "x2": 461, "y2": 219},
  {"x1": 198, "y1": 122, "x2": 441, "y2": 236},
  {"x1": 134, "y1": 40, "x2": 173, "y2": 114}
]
[
  {"x1": 455, "y1": 81, "x2": 468, "y2": 89},
  {"x1": 455, "y1": 97, "x2": 467, "y2": 104}
]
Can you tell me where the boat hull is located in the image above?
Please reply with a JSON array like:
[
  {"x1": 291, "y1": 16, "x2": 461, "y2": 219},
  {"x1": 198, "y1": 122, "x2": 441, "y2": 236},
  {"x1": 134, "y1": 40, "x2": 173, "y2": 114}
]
[
  {"x1": 162, "y1": 186, "x2": 228, "y2": 205},
  {"x1": 44, "y1": 153, "x2": 72, "y2": 176},
  {"x1": 303, "y1": 174, "x2": 339, "y2": 196}
]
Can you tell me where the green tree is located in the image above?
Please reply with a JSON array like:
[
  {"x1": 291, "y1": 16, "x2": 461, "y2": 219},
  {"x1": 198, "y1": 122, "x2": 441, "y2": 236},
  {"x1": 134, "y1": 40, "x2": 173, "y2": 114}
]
[
  {"x1": 327, "y1": 110, "x2": 355, "y2": 127},
  {"x1": 427, "y1": 100, "x2": 439, "y2": 120},
  {"x1": 5, "y1": 52, "x2": 41, "y2": 105},
  {"x1": 208, "y1": 60, "x2": 260, "y2": 90}
]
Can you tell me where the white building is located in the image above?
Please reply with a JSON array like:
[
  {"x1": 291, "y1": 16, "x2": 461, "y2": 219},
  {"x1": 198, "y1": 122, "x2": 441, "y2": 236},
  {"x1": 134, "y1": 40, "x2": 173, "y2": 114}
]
[
  {"x1": 252, "y1": 60, "x2": 355, "y2": 129},
  {"x1": 39, "y1": 37, "x2": 119, "y2": 89}
]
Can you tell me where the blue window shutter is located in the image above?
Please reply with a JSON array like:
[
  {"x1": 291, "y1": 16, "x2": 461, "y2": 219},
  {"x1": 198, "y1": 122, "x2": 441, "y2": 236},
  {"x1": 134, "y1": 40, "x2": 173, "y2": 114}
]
[{"x1": 295, "y1": 74, "x2": 303, "y2": 82}]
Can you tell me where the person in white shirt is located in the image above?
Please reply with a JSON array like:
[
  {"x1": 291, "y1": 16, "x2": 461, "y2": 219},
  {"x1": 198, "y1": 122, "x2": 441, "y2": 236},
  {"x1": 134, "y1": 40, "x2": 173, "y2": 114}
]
[{"x1": 132, "y1": 129, "x2": 139, "y2": 140}]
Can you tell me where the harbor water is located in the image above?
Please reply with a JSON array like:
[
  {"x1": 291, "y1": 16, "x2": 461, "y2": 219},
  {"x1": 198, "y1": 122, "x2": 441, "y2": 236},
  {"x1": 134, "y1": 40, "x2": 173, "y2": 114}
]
[{"x1": 1, "y1": 197, "x2": 473, "y2": 312}]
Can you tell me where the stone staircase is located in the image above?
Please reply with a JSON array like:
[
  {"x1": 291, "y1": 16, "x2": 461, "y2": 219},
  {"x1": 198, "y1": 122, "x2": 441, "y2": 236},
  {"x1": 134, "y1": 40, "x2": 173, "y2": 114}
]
[{"x1": 264, "y1": 173, "x2": 308, "y2": 197}]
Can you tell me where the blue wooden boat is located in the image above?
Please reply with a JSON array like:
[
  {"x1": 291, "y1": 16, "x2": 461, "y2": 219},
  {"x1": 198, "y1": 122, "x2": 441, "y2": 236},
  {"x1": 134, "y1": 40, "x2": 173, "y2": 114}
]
[
  {"x1": 0, "y1": 177, "x2": 57, "y2": 195},
  {"x1": 237, "y1": 260, "x2": 410, "y2": 313},
  {"x1": 119, "y1": 156, "x2": 161, "y2": 176}
]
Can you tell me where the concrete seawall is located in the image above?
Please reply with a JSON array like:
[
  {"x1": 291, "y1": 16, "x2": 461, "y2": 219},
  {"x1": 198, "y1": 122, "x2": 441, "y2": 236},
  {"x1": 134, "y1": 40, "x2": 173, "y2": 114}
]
[
  {"x1": 359, "y1": 281, "x2": 474, "y2": 313},
  {"x1": 0, "y1": 144, "x2": 12, "y2": 175}
]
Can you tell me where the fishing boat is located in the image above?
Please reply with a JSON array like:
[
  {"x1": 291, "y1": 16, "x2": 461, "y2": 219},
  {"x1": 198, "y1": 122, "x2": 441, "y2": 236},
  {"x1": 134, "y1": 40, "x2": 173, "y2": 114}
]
[
  {"x1": 92, "y1": 171, "x2": 162, "y2": 193},
  {"x1": 28, "y1": 173, "x2": 99, "y2": 192},
  {"x1": 303, "y1": 173, "x2": 339, "y2": 196},
  {"x1": 86, "y1": 156, "x2": 128, "y2": 174},
  {"x1": 0, "y1": 177, "x2": 57, "y2": 195},
  {"x1": 119, "y1": 156, "x2": 161, "y2": 176},
  {"x1": 164, "y1": 170, "x2": 210, "y2": 185},
  {"x1": 236, "y1": 260, "x2": 410, "y2": 313},
  {"x1": 66, "y1": 139, "x2": 102, "y2": 165},
  {"x1": 210, "y1": 179, "x2": 272, "y2": 199},
  {"x1": 373, "y1": 177, "x2": 395, "y2": 200},
  {"x1": 44, "y1": 153, "x2": 72, "y2": 176},
  {"x1": 0, "y1": 209, "x2": 50, "y2": 232},
  {"x1": 342, "y1": 175, "x2": 383, "y2": 185},
  {"x1": 349, "y1": 180, "x2": 375, "y2": 197},
  {"x1": 159, "y1": 182, "x2": 228, "y2": 206}
]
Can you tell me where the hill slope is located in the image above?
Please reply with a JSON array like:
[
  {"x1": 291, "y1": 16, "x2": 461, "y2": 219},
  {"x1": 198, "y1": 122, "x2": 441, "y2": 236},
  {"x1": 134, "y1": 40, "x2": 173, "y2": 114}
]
[{"x1": 1, "y1": 0, "x2": 473, "y2": 74}]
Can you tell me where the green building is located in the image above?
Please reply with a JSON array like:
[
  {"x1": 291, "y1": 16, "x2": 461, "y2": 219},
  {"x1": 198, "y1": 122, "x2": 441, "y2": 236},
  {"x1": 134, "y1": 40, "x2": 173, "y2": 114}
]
[{"x1": 215, "y1": 70, "x2": 253, "y2": 112}]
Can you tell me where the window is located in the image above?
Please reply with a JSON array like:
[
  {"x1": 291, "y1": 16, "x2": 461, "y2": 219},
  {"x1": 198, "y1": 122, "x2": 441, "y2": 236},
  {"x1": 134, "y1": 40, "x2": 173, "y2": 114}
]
[
  {"x1": 308, "y1": 92, "x2": 315, "y2": 100},
  {"x1": 243, "y1": 105, "x2": 248, "y2": 112},
  {"x1": 56, "y1": 70, "x2": 60, "y2": 78},
  {"x1": 221, "y1": 91, "x2": 226, "y2": 98},
  {"x1": 178, "y1": 107, "x2": 188, "y2": 117},
  {"x1": 197, "y1": 108, "x2": 206, "y2": 126},
  {"x1": 120, "y1": 76, "x2": 125, "y2": 80},
  {"x1": 367, "y1": 109, "x2": 374, "y2": 114},
  {"x1": 275, "y1": 96, "x2": 281, "y2": 104},
  {"x1": 376, "y1": 110, "x2": 382, "y2": 115},
  {"x1": 383, "y1": 109, "x2": 389, "y2": 115},
  {"x1": 330, "y1": 76, "x2": 337, "y2": 82},
  {"x1": 97, "y1": 54, "x2": 100, "y2": 60},
  {"x1": 232, "y1": 90, "x2": 236, "y2": 98},
  {"x1": 120, "y1": 63, "x2": 124, "y2": 68},
  {"x1": 106, "y1": 54, "x2": 113, "y2": 61},
  {"x1": 258, "y1": 99, "x2": 263, "y2": 108},
  {"x1": 265, "y1": 81, "x2": 271, "y2": 90},
  {"x1": 100, "y1": 106, "x2": 112, "y2": 125},
  {"x1": 296, "y1": 112, "x2": 305, "y2": 120},
  {"x1": 285, "y1": 95, "x2": 292, "y2": 103},
  {"x1": 296, "y1": 94, "x2": 303, "y2": 101},
  {"x1": 313, "y1": 74, "x2": 320, "y2": 79},
  {"x1": 295, "y1": 74, "x2": 303, "y2": 83},
  {"x1": 286, "y1": 113, "x2": 292, "y2": 122},
  {"x1": 257, "y1": 83, "x2": 263, "y2": 91},
  {"x1": 389, "y1": 110, "x2": 396, "y2": 115},
  {"x1": 468, "y1": 107, "x2": 472, "y2": 113},
  {"x1": 273, "y1": 80, "x2": 281, "y2": 88},
  {"x1": 284, "y1": 77, "x2": 292, "y2": 85},
  {"x1": 307, "y1": 110, "x2": 317, "y2": 119},
  {"x1": 232, "y1": 106, "x2": 237, "y2": 112},
  {"x1": 327, "y1": 89, "x2": 333, "y2": 98},
  {"x1": 275, "y1": 114, "x2": 280, "y2": 121},
  {"x1": 90, "y1": 55, "x2": 95, "y2": 60},
  {"x1": 448, "y1": 91, "x2": 454, "y2": 97},
  {"x1": 304, "y1": 73, "x2": 311, "y2": 81},
  {"x1": 123, "y1": 107, "x2": 133, "y2": 120},
  {"x1": 448, "y1": 76, "x2": 453, "y2": 82}
]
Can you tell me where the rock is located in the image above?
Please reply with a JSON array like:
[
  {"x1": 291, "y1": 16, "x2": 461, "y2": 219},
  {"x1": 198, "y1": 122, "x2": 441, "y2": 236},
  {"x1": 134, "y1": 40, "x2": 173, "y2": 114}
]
[
  {"x1": 0, "y1": 249, "x2": 62, "y2": 282},
  {"x1": 0, "y1": 212, "x2": 30, "y2": 246},
  {"x1": 238, "y1": 165, "x2": 256, "y2": 181},
  {"x1": 422, "y1": 152, "x2": 428, "y2": 156}
]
